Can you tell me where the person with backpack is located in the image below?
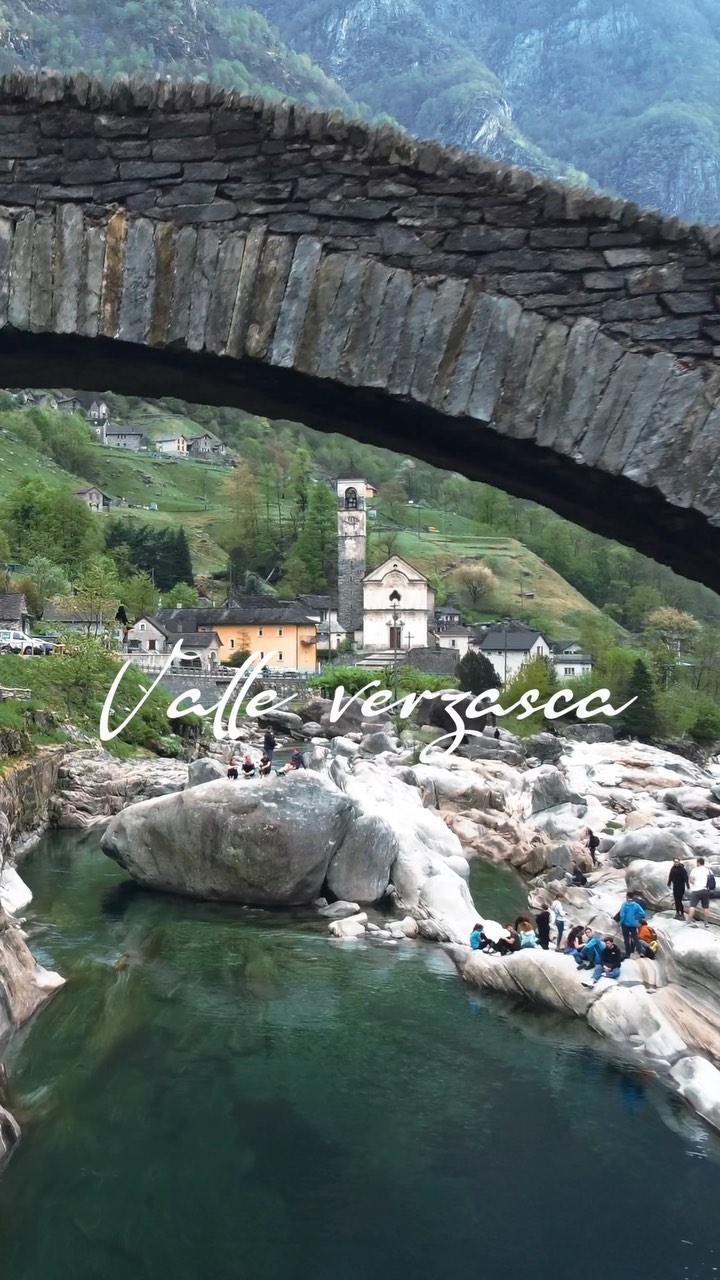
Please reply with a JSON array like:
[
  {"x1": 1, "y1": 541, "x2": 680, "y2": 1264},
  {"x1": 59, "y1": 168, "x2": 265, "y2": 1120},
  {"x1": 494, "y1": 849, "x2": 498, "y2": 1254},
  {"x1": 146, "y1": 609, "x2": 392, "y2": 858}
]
[
  {"x1": 618, "y1": 892, "x2": 646, "y2": 958},
  {"x1": 687, "y1": 857, "x2": 713, "y2": 928},
  {"x1": 585, "y1": 828, "x2": 600, "y2": 867},
  {"x1": 667, "y1": 858, "x2": 690, "y2": 919},
  {"x1": 635, "y1": 920, "x2": 658, "y2": 960}
]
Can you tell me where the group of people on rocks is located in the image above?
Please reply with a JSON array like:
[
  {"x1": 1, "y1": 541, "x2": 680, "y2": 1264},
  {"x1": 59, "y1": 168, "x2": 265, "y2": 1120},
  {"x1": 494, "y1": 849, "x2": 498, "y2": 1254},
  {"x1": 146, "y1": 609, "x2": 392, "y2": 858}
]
[
  {"x1": 469, "y1": 889, "x2": 661, "y2": 988},
  {"x1": 667, "y1": 856, "x2": 716, "y2": 925},
  {"x1": 226, "y1": 728, "x2": 306, "y2": 780}
]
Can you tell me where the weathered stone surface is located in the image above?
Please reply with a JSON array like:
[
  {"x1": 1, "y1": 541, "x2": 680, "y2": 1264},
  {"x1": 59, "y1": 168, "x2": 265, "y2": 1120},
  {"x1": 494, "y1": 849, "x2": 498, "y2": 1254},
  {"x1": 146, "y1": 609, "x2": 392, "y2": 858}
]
[
  {"x1": 0, "y1": 73, "x2": 720, "y2": 591},
  {"x1": 101, "y1": 772, "x2": 354, "y2": 905}
]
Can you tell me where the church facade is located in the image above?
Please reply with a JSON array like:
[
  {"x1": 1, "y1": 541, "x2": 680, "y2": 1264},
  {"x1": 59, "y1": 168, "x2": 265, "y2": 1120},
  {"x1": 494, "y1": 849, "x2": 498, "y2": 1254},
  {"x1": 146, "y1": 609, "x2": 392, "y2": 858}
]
[{"x1": 362, "y1": 556, "x2": 435, "y2": 652}]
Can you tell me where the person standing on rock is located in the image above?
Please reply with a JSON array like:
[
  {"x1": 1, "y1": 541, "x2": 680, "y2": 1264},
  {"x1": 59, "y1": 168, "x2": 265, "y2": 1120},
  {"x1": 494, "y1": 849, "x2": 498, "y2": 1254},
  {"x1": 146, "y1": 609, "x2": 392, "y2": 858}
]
[
  {"x1": 585, "y1": 828, "x2": 600, "y2": 867},
  {"x1": 687, "y1": 857, "x2": 711, "y2": 928},
  {"x1": 618, "y1": 892, "x2": 646, "y2": 958},
  {"x1": 667, "y1": 858, "x2": 690, "y2": 919},
  {"x1": 551, "y1": 893, "x2": 566, "y2": 949},
  {"x1": 263, "y1": 728, "x2": 276, "y2": 762},
  {"x1": 535, "y1": 902, "x2": 554, "y2": 950}
]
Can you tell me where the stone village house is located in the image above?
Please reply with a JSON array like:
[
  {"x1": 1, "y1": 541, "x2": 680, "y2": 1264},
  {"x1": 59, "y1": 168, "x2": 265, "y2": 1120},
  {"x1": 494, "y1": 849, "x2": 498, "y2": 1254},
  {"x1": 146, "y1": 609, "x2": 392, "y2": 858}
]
[{"x1": 0, "y1": 592, "x2": 30, "y2": 632}]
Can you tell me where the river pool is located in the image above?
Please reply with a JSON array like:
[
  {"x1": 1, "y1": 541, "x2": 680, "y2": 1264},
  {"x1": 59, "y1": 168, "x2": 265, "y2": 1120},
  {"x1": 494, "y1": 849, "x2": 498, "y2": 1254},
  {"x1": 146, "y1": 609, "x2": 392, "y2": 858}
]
[{"x1": 1, "y1": 831, "x2": 719, "y2": 1279}]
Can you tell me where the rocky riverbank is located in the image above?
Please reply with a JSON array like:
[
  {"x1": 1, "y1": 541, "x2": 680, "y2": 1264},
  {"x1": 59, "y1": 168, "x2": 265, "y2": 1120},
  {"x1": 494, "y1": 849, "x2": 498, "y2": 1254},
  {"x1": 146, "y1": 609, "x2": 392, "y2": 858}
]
[{"x1": 5, "y1": 712, "x2": 720, "y2": 1149}]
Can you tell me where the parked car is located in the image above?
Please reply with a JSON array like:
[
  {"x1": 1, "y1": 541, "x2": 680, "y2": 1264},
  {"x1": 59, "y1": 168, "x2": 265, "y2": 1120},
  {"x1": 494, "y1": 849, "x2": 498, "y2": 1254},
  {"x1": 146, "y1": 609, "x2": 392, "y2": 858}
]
[{"x1": 0, "y1": 629, "x2": 52, "y2": 655}]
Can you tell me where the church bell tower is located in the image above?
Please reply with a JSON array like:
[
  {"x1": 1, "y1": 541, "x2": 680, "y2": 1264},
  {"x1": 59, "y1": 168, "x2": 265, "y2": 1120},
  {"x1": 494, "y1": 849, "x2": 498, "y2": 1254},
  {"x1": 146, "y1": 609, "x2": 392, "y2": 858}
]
[{"x1": 336, "y1": 478, "x2": 367, "y2": 637}]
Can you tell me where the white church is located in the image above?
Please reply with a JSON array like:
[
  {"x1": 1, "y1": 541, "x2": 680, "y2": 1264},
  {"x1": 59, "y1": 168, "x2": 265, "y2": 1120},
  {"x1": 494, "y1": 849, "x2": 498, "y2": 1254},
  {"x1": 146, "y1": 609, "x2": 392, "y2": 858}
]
[{"x1": 362, "y1": 555, "x2": 435, "y2": 652}]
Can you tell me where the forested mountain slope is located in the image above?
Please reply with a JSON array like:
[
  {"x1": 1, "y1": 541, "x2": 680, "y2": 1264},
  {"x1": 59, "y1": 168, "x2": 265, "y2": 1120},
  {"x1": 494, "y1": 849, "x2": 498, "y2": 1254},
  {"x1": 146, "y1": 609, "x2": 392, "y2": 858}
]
[{"x1": 2, "y1": 0, "x2": 720, "y2": 220}]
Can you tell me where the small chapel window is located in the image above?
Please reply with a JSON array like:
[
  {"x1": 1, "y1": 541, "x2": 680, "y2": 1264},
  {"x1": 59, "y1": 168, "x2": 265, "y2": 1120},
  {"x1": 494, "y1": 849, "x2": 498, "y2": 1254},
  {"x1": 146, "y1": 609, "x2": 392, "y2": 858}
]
[{"x1": 345, "y1": 487, "x2": 358, "y2": 509}]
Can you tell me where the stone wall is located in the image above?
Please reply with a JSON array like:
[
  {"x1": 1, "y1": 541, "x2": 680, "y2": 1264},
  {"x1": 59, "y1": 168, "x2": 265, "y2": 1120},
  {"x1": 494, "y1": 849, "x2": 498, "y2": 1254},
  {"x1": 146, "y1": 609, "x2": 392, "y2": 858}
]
[{"x1": 0, "y1": 71, "x2": 718, "y2": 361}]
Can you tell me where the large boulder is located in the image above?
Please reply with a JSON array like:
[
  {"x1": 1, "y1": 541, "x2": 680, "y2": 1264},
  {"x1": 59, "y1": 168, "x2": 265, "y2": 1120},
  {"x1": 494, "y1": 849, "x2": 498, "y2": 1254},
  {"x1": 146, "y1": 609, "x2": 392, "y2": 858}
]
[
  {"x1": 320, "y1": 699, "x2": 365, "y2": 739},
  {"x1": 524, "y1": 732, "x2": 565, "y2": 762},
  {"x1": 0, "y1": 865, "x2": 32, "y2": 915},
  {"x1": 186, "y1": 757, "x2": 226, "y2": 788},
  {"x1": 256, "y1": 709, "x2": 305, "y2": 738},
  {"x1": 0, "y1": 919, "x2": 64, "y2": 1045},
  {"x1": 101, "y1": 773, "x2": 354, "y2": 906},
  {"x1": 524, "y1": 765, "x2": 585, "y2": 814},
  {"x1": 327, "y1": 812, "x2": 397, "y2": 904},
  {"x1": 664, "y1": 787, "x2": 720, "y2": 820},
  {"x1": 609, "y1": 828, "x2": 692, "y2": 866},
  {"x1": 460, "y1": 947, "x2": 593, "y2": 1017},
  {"x1": 360, "y1": 731, "x2": 400, "y2": 756},
  {"x1": 625, "y1": 860, "x2": 675, "y2": 909}
]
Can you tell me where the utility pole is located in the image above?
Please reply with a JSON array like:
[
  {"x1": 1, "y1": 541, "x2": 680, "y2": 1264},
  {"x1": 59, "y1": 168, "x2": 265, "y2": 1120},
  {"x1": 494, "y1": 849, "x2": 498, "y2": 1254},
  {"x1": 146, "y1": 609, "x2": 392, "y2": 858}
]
[
  {"x1": 503, "y1": 617, "x2": 509, "y2": 688},
  {"x1": 392, "y1": 606, "x2": 397, "y2": 706}
]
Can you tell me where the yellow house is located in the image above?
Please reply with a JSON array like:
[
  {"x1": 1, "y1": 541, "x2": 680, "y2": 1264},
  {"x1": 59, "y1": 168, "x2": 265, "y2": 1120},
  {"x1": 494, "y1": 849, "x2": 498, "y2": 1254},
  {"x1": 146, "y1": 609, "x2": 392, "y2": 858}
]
[{"x1": 155, "y1": 603, "x2": 318, "y2": 671}]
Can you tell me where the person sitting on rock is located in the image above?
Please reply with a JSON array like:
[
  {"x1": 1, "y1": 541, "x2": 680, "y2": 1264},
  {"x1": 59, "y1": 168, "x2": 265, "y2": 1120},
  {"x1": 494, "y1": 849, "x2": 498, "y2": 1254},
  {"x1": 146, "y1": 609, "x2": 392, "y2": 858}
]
[
  {"x1": 667, "y1": 858, "x2": 690, "y2": 919},
  {"x1": 574, "y1": 928, "x2": 605, "y2": 970},
  {"x1": 518, "y1": 922, "x2": 538, "y2": 949},
  {"x1": 259, "y1": 752, "x2": 272, "y2": 777},
  {"x1": 226, "y1": 754, "x2": 239, "y2": 781},
  {"x1": 583, "y1": 936, "x2": 623, "y2": 985},
  {"x1": 241, "y1": 754, "x2": 256, "y2": 778},
  {"x1": 635, "y1": 919, "x2": 658, "y2": 960},
  {"x1": 470, "y1": 923, "x2": 488, "y2": 951},
  {"x1": 570, "y1": 862, "x2": 588, "y2": 887},
  {"x1": 564, "y1": 923, "x2": 585, "y2": 958},
  {"x1": 618, "y1": 892, "x2": 647, "y2": 958},
  {"x1": 496, "y1": 926, "x2": 521, "y2": 955},
  {"x1": 277, "y1": 748, "x2": 306, "y2": 776}
]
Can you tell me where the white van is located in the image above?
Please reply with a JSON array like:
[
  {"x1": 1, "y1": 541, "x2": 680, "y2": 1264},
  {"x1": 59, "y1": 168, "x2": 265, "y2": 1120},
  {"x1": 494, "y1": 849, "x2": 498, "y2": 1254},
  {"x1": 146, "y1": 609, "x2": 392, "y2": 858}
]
[{"x1": 0, "y1": 630, "x2": 49, "y2": 655}]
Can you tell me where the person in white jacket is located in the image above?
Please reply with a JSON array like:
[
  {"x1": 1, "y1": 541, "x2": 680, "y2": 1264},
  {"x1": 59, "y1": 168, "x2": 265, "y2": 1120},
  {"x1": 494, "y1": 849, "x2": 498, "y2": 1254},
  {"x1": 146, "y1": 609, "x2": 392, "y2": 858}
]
[{"x1": 551, "y1": 893, "x2": 566, "y2": 948}]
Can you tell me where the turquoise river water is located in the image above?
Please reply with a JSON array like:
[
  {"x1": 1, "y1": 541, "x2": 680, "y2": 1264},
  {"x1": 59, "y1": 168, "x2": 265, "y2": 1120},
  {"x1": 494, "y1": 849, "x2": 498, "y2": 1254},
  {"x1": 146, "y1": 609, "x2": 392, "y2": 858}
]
[{"x1": 1, "y1": 831, "x2": 720, "y2": 1279}]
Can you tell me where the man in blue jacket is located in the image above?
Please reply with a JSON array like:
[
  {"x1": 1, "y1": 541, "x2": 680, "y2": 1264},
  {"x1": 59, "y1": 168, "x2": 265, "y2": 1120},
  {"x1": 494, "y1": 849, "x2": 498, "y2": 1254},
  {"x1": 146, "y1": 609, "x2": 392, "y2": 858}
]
[
  {"x1": 574, "y1": 930, "x2": 605, "y2": 970},
  {"x1": 618, "y1": 893, "x2": 646, "y2": 958}
]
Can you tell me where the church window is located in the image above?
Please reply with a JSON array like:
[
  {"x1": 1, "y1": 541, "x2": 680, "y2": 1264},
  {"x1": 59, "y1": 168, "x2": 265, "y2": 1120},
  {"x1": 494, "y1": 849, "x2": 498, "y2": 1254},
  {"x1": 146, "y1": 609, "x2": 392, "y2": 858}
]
[{"x1": 344, "y1": 487, "x2": 358, "y2": 509}]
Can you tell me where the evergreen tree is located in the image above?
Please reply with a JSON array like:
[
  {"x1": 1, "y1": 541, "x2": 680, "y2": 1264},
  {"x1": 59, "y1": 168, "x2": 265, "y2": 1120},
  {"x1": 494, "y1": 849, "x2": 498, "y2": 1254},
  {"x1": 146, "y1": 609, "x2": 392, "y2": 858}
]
[
  {"x1": 173, "y1": 528, "x2": 194, "y2": 588},
  {"x1": 456, "y1": 649, "x2": 498, "y2": 693},
  {"x1": 620, "y1": 658, "x2": 660, "y2": 740}
]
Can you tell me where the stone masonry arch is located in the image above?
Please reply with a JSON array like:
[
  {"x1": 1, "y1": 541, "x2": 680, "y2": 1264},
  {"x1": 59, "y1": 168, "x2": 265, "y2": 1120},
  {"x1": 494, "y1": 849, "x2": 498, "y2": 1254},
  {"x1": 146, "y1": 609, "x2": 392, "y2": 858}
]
[{"x1": 1, "y1": 72, "x2": 720, "y2": 587}]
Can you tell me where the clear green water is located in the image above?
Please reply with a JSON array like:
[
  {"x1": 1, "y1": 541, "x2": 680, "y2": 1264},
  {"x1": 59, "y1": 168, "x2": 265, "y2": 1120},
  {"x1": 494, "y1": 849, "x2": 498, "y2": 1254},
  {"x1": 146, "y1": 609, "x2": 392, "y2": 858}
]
[{"x1": 2, "y1": 832, "x2": 720, "y2": 1280}]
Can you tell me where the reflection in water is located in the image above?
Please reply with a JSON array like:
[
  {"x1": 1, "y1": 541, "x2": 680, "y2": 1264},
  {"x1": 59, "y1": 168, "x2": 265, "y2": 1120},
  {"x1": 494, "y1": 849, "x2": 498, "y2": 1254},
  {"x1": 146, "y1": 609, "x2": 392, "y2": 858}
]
[{"x1": 0, "y1": 832, "x2": 719, "y2": 1280}]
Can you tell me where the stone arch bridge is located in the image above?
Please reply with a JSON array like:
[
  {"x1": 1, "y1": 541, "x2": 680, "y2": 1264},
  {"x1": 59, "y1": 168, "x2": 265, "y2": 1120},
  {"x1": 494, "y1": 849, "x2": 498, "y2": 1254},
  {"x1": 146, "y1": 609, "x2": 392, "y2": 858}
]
[{"x1": 1, "y1": 72, "x2": 720, "y2": 587}]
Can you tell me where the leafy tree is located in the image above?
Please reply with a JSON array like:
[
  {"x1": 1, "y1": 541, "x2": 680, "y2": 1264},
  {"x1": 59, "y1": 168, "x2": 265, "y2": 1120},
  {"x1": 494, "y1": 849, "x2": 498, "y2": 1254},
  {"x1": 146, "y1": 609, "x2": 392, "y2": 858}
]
[
  {"x1": 1, "y1": 476, "x2": 98, "y2": 573},
  {"x1": 451, "y1": 563, "x2": 497, "y2": 607},
  {"x1": 25, "y1": 556, "x2": 71, "y2": 606},
  {"x1": 60, "y1": 555, "x2": 121, "y2": 635},
  {"x1": 163, "y1": 582, "x2": 200, "y2": 607},
  {"x1": 378, "y1": 479, "x2": 408, "y2": 521},
  {"x1": 122, "y1": 572, "x2": 159, "y2": 620},
  {"x1": 456, "y1": 649, "x2": 499, "y2": 693},
  {"x1": 619, "y1": 659, "x2": 661, "y2": 740}
]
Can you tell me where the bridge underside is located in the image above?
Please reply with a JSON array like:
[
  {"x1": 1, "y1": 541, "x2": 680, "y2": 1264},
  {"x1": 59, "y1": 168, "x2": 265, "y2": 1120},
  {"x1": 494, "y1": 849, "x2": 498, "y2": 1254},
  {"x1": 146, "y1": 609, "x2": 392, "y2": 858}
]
[
  {"x1": 2, "y1": 325, "x2": 719, "y2": 593},
  {"x1": 0, "y1": 68, "x2": 718, "y2": 593}
]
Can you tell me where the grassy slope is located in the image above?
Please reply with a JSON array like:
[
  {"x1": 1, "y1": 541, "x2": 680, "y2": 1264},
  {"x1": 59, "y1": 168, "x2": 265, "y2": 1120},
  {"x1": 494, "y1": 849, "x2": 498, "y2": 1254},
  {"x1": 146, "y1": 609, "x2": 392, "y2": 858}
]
[
  {"x1": 372, "y1": 501, "x2": 604, "y2": 637},
  {"x1": 0, "y1": 409, "x2": 602, "y2": 634}
]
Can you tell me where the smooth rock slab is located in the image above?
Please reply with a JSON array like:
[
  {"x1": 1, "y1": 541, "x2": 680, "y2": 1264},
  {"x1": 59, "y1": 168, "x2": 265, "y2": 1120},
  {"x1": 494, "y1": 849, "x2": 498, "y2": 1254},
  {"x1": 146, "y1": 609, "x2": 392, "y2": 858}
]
[{"x1": 101, "y1": 772, "x2": 354, "y2": 905}]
